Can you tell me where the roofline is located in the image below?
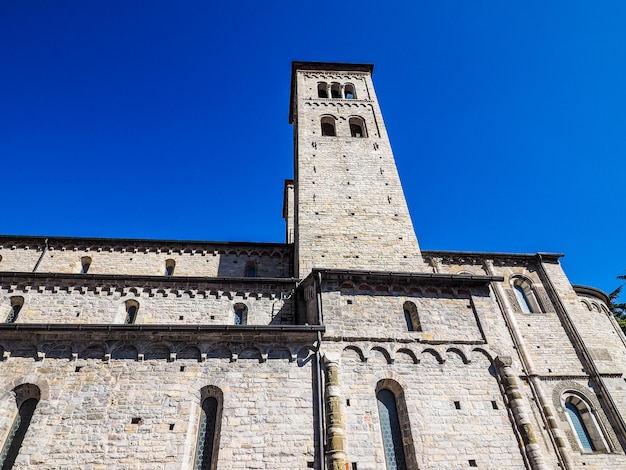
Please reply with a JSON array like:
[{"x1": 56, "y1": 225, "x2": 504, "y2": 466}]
[
  {"x1": 0, "y1": 234, "x2": 289, "y2": 249},
  {"x1": 289, "y1": 61, "x2": 375, "y2": 124},
  {"x1": 422, "y1": 250, "x2": 564, "y2": 262},
  {"x1": 573, "y1": 285, "x2": 610, "y2": 305},
  {"x1": 0, "y1": 323, "x2": 324, "y2": 333},
  {"x1": 303, "y1": 268, "x2": 503, "y2": 286},
  {"x1": 0, "y1": 271, "x2": 299, "y2": 286}
]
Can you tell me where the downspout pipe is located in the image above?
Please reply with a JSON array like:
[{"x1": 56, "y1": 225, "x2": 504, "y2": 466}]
[
  {"x1": 33, "y1": 238, "x2": 48, "y2": 272},
  {"x1": 315, "y1": 271, "x2": 326, "y2": 470}
]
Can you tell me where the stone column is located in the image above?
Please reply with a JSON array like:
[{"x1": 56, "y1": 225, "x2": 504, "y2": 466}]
[
  {"x1": 324, "y1": 353, "x2": 346, "y2": 470},
  {"x1": 496, "y1": 356, "x2": 550, "y2": 470}
]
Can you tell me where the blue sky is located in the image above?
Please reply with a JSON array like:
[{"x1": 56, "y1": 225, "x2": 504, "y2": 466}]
[{"x1": 1, "y1": 2, "x2": 624, "y2": 296}]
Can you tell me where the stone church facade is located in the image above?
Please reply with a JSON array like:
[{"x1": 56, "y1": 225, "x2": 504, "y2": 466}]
[{"x1": 0, "y1": 62, "x2": 625, "y2": 469}]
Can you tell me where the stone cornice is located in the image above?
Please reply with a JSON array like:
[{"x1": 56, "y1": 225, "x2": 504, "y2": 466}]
[
  {"x1": 0, "y1": 235, "x2": 291, "y2": 255},
  {"x1": 0, "y1": 271, "x2": 298, "y2": 286},
  {"x1": 423, "y1": 250, "x2": 563, "y2": 265},
  {"x1": 0, "y1": 323, "x2": 323, "y2": 344},
  {"x1": 307, "y1": 268, "x2": 503, "y2": 286}
]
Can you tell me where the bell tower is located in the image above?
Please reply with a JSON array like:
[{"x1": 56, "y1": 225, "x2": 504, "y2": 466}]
[{"x1": 288, "y1": 62, "x2": 423, "y2": 277}]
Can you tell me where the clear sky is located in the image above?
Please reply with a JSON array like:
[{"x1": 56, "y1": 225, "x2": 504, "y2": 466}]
[{"x1": 1, "y1": 2, "x2": 624, "y2": 296}]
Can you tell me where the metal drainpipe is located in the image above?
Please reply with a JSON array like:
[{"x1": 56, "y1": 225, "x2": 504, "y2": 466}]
[
  {"x1": 315, "y1": 271, "x2": 326, "y2": 470},
  {"x1": 485, "y1": 259, "x2": 567, "y2": 469},
  {"x1": 33, "y1": 238, "x2": 49, "y2": 272},
  {"x1": 537, "y1": 255, "x2": 626, "y2": 450}
]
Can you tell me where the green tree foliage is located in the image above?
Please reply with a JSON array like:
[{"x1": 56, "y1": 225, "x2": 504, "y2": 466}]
[{"x1": 609, "y1": 274, "x2": 626, "y2": 333}]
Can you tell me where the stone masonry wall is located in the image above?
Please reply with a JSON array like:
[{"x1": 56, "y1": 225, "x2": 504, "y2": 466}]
[
  {"x1": 0, "y1": 285, "x2": 293, "y2": 326},
  {"x1": 293, "y1": 69, "x2": 423, "y2": 276},
  {"x1": 0, "y1": 239, "x2": 292, "y2": 278},
  {"x1": 0, "y1": 354, "x2": 315, "y2": 469},
  {"x1": 330, "y1": 342, "x2": 526, "y2": 469}
]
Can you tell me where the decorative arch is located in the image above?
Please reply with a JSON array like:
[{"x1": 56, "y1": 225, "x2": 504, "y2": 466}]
[
  {"x1": 80, "y1": 343, "x2": 107, "y2": 360},
  {"x1": 144, "y1": 343, "x2": 171, "y2": 360},
  {"x1": 563, "y1": 393, "x2": 608, "y2": 453},
  {"x1": 471, "y1": 347, "x2": 495, "y2": 366},
  {"x1": 111, "y1": 344, "x2": 138, "y2": 360},
  {"x1": 342, "y1": 345, "x2": 366, "y2": 363},
  {"x1": 237, "y1": 347, "x2": 262, "y2": 361},
  {"x1": 395, "y1": 348, "x2": 419, "y2": 364},
  {"x1": 421, "y1": 348, "x2": 444, "y2": 364},
  {"x1": 370, "y1": 346, "x2": 393, "y2": 364},
  {"x1": 446, "y1": 347, "x2": 470, "y2": 364},
  {"x1": 176, "y1": 345, "x2": 202, "y2": 361},
  {"x1": 551, "y1": 381, "x2": 618, "y2": 452}
]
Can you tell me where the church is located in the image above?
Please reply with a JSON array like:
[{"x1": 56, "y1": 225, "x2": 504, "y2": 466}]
[{"x1": 1, "y1": 61, "x2": 625, "y2": 469}]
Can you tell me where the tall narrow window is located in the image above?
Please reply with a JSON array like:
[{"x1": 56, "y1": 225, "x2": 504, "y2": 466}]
[
  {"x1": 344, "y1": 83, "x2": 357, "y2": 99},
  {"x1": 377, "y1": 389, "x2": 408, "y2": 470},
  {"x1": 6, "y1": 297, "x2": 24, "y2": 324},
  {"x1": 244, "y1": 261, "x2": 257, "y2": 277},
  {"x1": 330, "y1": 82, "x2": 341, "y2": 98},
  {"x1": 234, "y1": 303, "x2": 248, "y2": 325},
  {"x1": 165, "y1": 259, "x2": 176, "y2": 276},
  {"x1": 511, "y1": 277, "x2": 541, "y2": 313},
  {"x1": 317, "y1": 82, "x2": 328, "y2": 98},
  {"x1": 566, "y1": 402, "x2": 595, "y2": 452},
  {"x1": 0, "y1": 384, "x2": 40, "y2": 469},
  {"x1": 403, "y1": 301, "x2": 421, "y2": 332},
  {"x1": 513, "y1": 285, "x2": 532, "y2": 313},
  {"x1": 563, "y1": 394, "x2": 608, "y2": 453},
  {"x1": 349, "y1": 117, "x2": 367, "y2": 138},
  {"x1": 80, "y1": 256, "x2": 92, "y2": 274},
  {"x1": 125, "y1": 301, "x2": 139, "y2": 324},
  {"x1": 321, "y1": 116, "x2": 336, "y2": 137},
  {"x1": 195, "y1": 387, "x2": 222, "y2": 470}
]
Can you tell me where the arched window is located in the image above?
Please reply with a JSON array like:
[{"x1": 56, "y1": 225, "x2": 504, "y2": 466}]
[
  {"x1": 80, "y1": 256, "x2": 91, "y2": 274},
  {"x1": 125, "y1": 300, "x2": 139, "y2": 324},
  {"x1": 244, "y1": 261, "x2": 257, "y2": 277},
  {"x1": 349, "y1": 117, "x2": 367, "y2": 138},
  {"x1": 317, "y1": 82, "x2": 328, "y2": 98},
  {"x1": 165, "y1": 259, "x2": 176, "y2": 276},
  {"x1": 195, "y1": 386, "x2": 223, "y2": 470},
  {"x1": 0, "y1": 384, "x2": 40, "y2": 469},
  {"x1": 330, "y1": 82, "x2": 341, "y2": 98},
  {"x1": 234, "y1": 303, "x2": 248, "y2": 325},
  {"x1": 376, "y1": 383, "x2": 414, "y2": 470},
  {"x1": 403, "y1": 301, "x2": 421, "y2": 332},
  {"x1": 6, "y1": 297, "x2": 24, "y2": 323},
  {"x1": 563, "y1": 394, "x2": 608, "y2": 453},
  {"x1": 511, "y1": 277, "x2": 541, "y2": 313},
  {"x1": 344, "y1": 83, "x2": 357, "y2": 99},
  {"x1": 321, "y1": 116, "x2": 336, "y2": 136}
]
